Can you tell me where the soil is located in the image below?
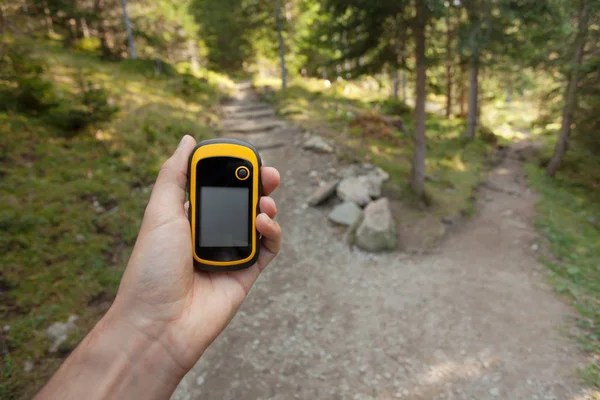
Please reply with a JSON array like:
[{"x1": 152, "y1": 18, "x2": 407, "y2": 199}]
[{"x1": 172, "y1": 83, "x2": 591, "y2": 400}]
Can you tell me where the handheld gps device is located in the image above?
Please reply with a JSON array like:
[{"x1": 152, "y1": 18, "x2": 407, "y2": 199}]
[{"x1": 187, "y1": 139, "x2": 262, "y2": 271}]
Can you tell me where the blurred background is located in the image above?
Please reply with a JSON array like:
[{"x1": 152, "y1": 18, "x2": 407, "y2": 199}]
[{"x1": 1, "y1": 0, "x2": 599, "y2": 398}]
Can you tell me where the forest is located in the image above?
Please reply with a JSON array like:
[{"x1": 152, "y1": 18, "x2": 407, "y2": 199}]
[{"x1": 1, "y1": 0, "x2": 599, "y2": 398}]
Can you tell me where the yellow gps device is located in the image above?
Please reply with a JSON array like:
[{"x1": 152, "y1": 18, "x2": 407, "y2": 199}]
[{"x1": 187, "y1": 139, "x2": 262, "y2": 271}]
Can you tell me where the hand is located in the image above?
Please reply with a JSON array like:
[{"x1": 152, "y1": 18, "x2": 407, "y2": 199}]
[{"x1": 108, "y1": 135, "x2": 281, "y2": 373}]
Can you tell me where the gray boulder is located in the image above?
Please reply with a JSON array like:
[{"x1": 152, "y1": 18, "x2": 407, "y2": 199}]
[
  {"x1": 355, "y1": 198, "x2": 397, "y2": 252},
  {"x1": 303, "y1": 135, "x2": 333, "y2": 153},
  {"x1": 337, "y1": 176, "x2": 372, "y2": 206},
  {"x1": 329, "y1": 201, "x2": 363, "y2": 226},
  {"x1": 337, "y1": 172, "x2": 386, "y2": 206}
]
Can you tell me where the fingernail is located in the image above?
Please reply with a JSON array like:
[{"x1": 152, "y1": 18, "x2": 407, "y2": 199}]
[{"x1": 177, "y1": 135, "x2": 188, "y2": 150}]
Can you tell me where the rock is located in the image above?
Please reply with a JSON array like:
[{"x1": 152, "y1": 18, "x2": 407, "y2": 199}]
[
  {"x1": 441, "y1": 216, "x2": 455, "y2": 225},
  {"x1": 355, "y1": 198, "x2": 397, "y2": 252},
  {"x1": 303, "y1": 136, "x2": 333, "y2": 153},
  {"x1": 425, "y1": 174, "x2": 440, "y2": 183},
  {"x1": 196, "y1": 375, "x2": 205, "y2": 386},
  {"x1": 362, "y1": 174, "x2": 384, "y2": 198},
  {"x1": 23, "y1": 360, "x2": 34, "y2": 373},
  {"x1": 361, "y1": 162, "x2": 375, "y2": 170},
  {"x1": 308, "y1": 180, "x2": 339, "y2": 206},
  {"x1": 340, "y1": 163, "x2": 388, "y2": 180},
  {"x1": 337, "y1": 177, "x2": 372, "y2": 206},
  {"x1": 309, "y1": 170, "x2": 318, "y2": 178},
  {"x1": 489, "y1": 388, "x2": 500, "y2": 397},
  {"x1": 337, "y1": 174, "x2": 384, "y2": 206},
  {"x1": 373, "y1": 167, "x2": 390, "y2": 182},
  {"x1": 46, "y1": 314, "x2": 78, "y2": 353},
  {"x1": 329, "y1": 201, "x2": 363, "y2": 226}
]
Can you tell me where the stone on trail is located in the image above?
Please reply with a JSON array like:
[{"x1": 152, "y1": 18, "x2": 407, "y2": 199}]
[
  {"x1": 329, "y1": 201, "x2": 363, "y2": 226},
  {"x1": 339, "y1": 164, "x2": 390, "y2": 182},
  {"x1": 337, "y1": 176, "x2": 371, "y2": 206},
  {"x1": 303, "y1": 135, "x2": 333, "y2": 153},
  {"x1": 337, "y1": 172, "x2": 385, "y2": 206},
  {"x1": 308, "y1": 180, "x2": 339, "y2": 206},
  {"x1": 46, "y1": 314, "x2": 78, "y2": 353},
  {"x1": 355, "y1": 198, "x2": 397, "y2": 252}
]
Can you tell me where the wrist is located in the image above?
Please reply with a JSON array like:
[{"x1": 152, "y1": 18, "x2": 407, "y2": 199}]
[
  {"x1": 94, "y1": 305, "x2": 189, "y2": 391},
  {"x1": 36, "y1": 305, "x2": 188, "y2": 400}
]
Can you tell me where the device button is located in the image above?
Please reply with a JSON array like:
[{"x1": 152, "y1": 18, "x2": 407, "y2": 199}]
[{"x1": 236, "y1": 166, "x2": 250, "y2": 180}]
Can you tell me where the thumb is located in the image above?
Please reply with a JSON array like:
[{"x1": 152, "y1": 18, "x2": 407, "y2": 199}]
[{"x1": 144, "y1": 135, "x2": 197, "y2": 226}]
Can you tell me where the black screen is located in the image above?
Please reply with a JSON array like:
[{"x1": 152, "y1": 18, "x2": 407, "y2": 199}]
[{"x1": 200, "y1": 187, "x2": 249, "y2": 247}]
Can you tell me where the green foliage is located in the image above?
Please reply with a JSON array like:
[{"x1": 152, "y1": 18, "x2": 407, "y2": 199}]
[
  {"x1": 169, "y1": 74, "x2": 212, "y2": 98},
  {"x1": 119, "y1": 58, "x2": 178, "y2": 77},
  {"x1": 526, "y1": 151, "x2": 600, "y2": 386},
  {"x1": 0, "y1": 43, "x2": 224, "y2": 399},
  {"x1": 190, "y1": 0, "x2": 252, "y2": 71},
  {"x1": 74, "y1": 37, "x2": 102, "y2": 54},
  {"x1": 0, "y1": 42, "x2": 118, "y2": 136},
  {"x1": 476, "y1": 125, "x2": 498, "y2": 145},
  {"x1": 43, "y1": 76, "x2": 119, "y2": 136},
  {"x1": 0, "y1": 46, "x2": 58, "y2": 114},
  {"x1": 375, "y1": 99, "x2": 412, "y2": 116}
]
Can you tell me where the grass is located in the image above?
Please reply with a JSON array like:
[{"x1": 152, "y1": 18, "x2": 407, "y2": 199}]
[
  {"x1": 256, "y1": 77, "x2": 493, "y2": 233},
  {"x1": 525, "y1": 145, "x2": 600, "y2": 387},
  {"x1": 0, "y1": 41, "x2": 231, "y2": 399}
]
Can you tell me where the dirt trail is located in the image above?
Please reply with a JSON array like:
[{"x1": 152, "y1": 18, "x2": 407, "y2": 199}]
[{"x1": 173, "y1": 83, "x2": 589, "y2": 399}]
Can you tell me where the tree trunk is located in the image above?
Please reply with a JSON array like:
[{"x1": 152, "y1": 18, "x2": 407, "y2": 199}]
[
  {"x1": 120, "y1": 0, "x2": 136, "y2": 59},
  {"x1": 402, "y1": 70, "x2": 407, "y2": 102},
  {"x1": 400, "y1": 24, "x2": 408, "y2": 102},
  {"x1": 95, "y1": 0, "x2": 113, "y2": 59},
  {"x1": 411, "y1": 0, "x2": 427, "y2": 199},
  {"x1": 546, "y1": 0, "x2": 590, "y2": 176},
  {"x1": 189, "y1": 40, "x2": 200, "y2": 74},
  {"x1": 80, "y1": 18, "x2": 90, "y2": 38},
  {"x1": 459, "y1": 62, "x2": 467, "y2": 117},
  {"x1": 465, "y1": 16, "x2": 480, "y2": 140},
  {"x1": 445, "y1": 6, "x2": 454, "y2": 118},
  {"x1": 392, "y1": 69, "x2": 400, "y2": 100},
  {"x1": 392, "y1": 18, "x2": 401, "y2": 100},
  {"x1": 0, "y1": 4, "x2": 5, "y2": 60},
  {"x1": 276, "y1": 0, "x2": 287, "y2": 90},
  {"x1": 42, "y1": 0, "x2": 53, "y2": 35}
]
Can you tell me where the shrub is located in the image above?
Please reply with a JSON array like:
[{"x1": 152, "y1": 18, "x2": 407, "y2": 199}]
[
  {"x1": 44, "y1": 76, "x2": 119, "y2": 136},
  {"x1": 0, "y1": 46, "x2": 58, "y2": 114},
  {"x1": 477, "y1": 125, "x2": 499, "y2": 145},
  {"x1": 75, "y1": 37, "x2": 101, "y2": 54},
  {"x1": 119, "y1": 58, "x2": 177, "y2": 77},
  {"x1": 169, "y1": 74, "x2": 213, "y2": 99},
  {"x1": 377, "y1": 99, "x2": 412, "y2": 116}
]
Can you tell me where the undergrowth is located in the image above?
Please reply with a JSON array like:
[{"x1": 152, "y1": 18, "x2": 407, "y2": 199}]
[
  {"x1": 0, "y1": 40, "x2": 230, "y2": 399},
  {"x1": 526, "y1": 145, "x2": 600, "y2": 388}
]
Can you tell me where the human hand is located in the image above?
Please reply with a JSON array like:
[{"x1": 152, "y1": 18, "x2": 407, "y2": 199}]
[{"x1": 107, "y1": 135, "x2": 281, "y2": 374}]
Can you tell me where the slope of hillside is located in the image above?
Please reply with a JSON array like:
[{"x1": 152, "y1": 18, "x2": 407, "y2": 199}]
[{"x1": 0, "y1": 41, "x2": 232, "y2": 399}]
